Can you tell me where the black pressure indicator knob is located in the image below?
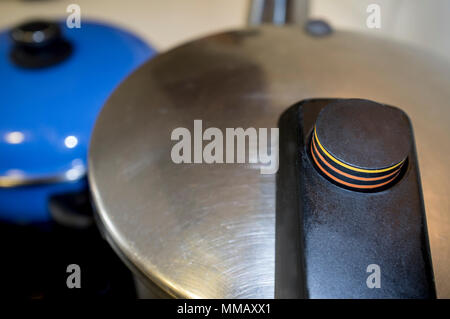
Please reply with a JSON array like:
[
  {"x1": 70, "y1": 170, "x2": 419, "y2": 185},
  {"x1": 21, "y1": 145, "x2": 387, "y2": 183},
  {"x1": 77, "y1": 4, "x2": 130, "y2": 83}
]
[{"x1": 310, "y1": 99, "x2": 411, "y2": 191}]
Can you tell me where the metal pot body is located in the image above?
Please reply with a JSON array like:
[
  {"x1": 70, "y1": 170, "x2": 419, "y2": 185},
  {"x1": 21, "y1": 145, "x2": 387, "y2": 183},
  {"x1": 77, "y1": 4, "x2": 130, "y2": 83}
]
[{"x1": 88, "y1": 26, "x2": 450, "y2": 298}]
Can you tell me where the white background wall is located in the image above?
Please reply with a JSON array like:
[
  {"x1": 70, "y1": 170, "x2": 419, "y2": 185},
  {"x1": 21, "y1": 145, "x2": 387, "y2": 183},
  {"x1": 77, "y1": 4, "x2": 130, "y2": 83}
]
[
  {"x1": 0, "y1": 0, "x2": 248, "y2": 51},
  {"x1": 0, "y1": 0, "x2": 449, "y2": 61},
  {"x1": 311, "y1": 0, "x2": 450, "y2": 62}
]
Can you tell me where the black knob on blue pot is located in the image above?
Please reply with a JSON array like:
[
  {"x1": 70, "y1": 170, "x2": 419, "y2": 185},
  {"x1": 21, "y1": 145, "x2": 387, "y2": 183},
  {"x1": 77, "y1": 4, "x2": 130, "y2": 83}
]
[{"x1": 9, "y1": 20, "x2": 72, "y2": 68}]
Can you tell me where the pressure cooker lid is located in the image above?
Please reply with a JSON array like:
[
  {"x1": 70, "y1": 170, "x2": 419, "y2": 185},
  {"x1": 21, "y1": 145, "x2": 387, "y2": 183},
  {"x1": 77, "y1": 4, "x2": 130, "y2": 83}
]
[
  {"x1": 0, "y1": 20, "x2": 154, "y2": 186},
  {"x1": 88, "y1": 26, "x2": 450, "y2": 298}
]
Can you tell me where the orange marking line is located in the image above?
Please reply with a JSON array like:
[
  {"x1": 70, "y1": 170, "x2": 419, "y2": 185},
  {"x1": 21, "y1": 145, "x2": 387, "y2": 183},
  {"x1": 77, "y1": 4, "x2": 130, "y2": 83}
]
[
  {"x1": 311, "y1": 137, "x2": 401, "y2": 181},
  {"x1": 310, "y1": 142, "x2": 401, "y2": 189},
  {"x1": 313, "y1": 127, "x2": 403, "y2": 174}
]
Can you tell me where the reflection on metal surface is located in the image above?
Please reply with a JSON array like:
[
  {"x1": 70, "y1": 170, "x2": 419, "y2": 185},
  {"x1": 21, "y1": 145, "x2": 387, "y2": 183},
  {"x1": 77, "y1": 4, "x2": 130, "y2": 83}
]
[
  {"x1": 0, "y1": 165, "x2": 86, "y2": 188},
  {"x1": 89, "y1": 26, "x2": 450, "y2": 298},
  {"x1": 248, "y1": 0, "x2": 309, "y2": 26}
]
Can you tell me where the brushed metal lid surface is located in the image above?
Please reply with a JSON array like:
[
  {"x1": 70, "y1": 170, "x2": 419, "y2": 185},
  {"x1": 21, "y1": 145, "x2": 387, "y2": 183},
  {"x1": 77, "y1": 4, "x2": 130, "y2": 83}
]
[{"x1": 89, "y1": 26, "x2": 450, "y2": 298}]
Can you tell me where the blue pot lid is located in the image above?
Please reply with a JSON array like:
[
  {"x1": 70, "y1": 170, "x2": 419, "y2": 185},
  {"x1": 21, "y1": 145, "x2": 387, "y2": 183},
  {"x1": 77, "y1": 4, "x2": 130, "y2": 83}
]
[{"x1": 0, "y1": 20, "x2": 155, "y2": 186}]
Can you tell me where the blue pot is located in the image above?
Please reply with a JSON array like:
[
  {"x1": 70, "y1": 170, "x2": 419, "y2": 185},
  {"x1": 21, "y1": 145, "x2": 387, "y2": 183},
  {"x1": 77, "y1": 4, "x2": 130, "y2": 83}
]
[{"x1": 0, "y1": 20, "x2": 156, "y2": 223}]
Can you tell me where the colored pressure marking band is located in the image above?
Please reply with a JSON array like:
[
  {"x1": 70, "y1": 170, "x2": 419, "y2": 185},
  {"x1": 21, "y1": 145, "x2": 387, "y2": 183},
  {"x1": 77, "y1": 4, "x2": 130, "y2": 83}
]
[{"x1": 311, "y1": 127, "x2": 405, "y2": 191}]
